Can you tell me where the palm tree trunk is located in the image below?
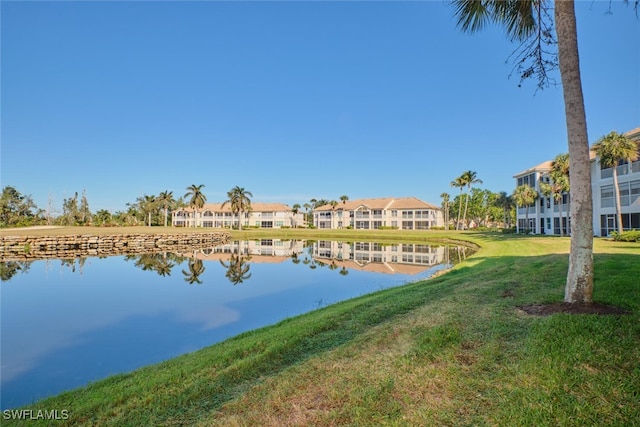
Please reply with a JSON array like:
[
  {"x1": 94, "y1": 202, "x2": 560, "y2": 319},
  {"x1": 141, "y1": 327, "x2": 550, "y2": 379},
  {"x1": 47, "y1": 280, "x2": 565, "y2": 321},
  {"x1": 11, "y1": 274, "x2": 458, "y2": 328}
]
[
  {"x1": 462, "y1": 192, "x2": 469, "y2": 230},
  {"x1": 456, "y1": 190, "x2": 463, "y2": 230},
  {"x1": 559, "y1": 198, "x2": 564, "y2": 237},
  {"x1": 613, "y1": 167, "x2": 624, "y2": 233},
  {"x1": 555, "y1": 0, "x2": 593, "y2": 304}
]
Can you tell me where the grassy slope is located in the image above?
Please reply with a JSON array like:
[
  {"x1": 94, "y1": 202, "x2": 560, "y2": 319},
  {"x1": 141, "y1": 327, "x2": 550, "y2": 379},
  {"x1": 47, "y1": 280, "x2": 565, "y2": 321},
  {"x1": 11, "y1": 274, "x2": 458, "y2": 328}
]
[{"x1": 4, "y1": 230, "x2": 639, "y2": 426}]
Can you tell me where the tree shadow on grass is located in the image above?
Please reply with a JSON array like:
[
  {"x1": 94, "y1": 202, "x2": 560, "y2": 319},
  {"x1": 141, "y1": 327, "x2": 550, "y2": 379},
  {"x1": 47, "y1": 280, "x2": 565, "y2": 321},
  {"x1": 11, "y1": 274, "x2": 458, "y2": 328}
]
[{"x1": 517, "y1": 302, "x2": 631, "y2": 316}]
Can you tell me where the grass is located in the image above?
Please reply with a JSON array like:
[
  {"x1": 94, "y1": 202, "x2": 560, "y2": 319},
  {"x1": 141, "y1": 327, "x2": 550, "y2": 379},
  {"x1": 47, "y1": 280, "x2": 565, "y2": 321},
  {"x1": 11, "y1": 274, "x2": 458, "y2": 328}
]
[{"x1": 2, "y1": 228, "x2": 639, "y2": 426}]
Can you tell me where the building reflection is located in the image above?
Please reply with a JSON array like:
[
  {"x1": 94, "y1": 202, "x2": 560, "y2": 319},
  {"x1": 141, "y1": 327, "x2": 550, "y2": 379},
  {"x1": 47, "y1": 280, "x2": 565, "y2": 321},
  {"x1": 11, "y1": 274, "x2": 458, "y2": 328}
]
[{"x1": 312, "y1": 240, "x2": 450, "y2": 275}]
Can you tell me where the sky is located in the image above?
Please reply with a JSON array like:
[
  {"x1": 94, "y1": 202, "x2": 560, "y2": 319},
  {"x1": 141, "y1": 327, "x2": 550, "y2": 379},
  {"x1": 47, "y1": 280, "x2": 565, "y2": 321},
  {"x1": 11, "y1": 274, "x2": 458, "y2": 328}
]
[{"x1": 1, "y1": 0, "x2": 638, "y2": 214}]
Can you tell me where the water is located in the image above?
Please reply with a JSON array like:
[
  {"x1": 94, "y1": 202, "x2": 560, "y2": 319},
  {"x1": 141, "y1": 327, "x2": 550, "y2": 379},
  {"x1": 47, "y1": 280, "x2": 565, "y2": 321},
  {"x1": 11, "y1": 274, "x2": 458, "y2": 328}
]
[{"x1": 0, "y1": 239, "x2": 472, "y2": 409}]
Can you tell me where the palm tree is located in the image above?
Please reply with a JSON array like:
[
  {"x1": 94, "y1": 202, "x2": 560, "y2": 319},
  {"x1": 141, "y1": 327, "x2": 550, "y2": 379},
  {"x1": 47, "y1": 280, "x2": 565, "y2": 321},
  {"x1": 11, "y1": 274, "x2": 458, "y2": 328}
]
[
  {"x1": 540, "y1": 175, "x2": 569, "y2": 236},
  {"x1": 303, "y1": 203, "x2": 311, "y2": 225},
  {"x1": 184, "y1": 184, "x2": 206, "y2": 227},
  {"x1": 340, "y1": 195, "x2": 349, "y2": 204},
  {"x1": 592, "y1": 131, "x2": 640, "y2": 234},
  {"x1": 137, "y1": 194, "x2": 157, "y2": 227},
  {"x1": 450, "y1": 176, "x2": 466, "y2": 230},
  {"x1": 222, "y1": 186, "x2": 253, "y2": 230},
  {"x1": 461, "y1": 171, "x2": 482, "y2": 230},
  {"x1": 94, "y1": 209, "x2": 112, "y2": 226},
  {"x1": 494, "y1": 191, "x2": 513, "y2": 229},
  {"x1": 440, "y1": 192, "x2": 450, "y2": 229},
  {"x1": 513, "y1": 184, "x2": 538, "y2": 233},
  {"x1": 291, "y1": 203, "x2": 301, "y2": 228},
  {"x1": 550, "y1": 153, "x2": 571, "y2": 236},
  {"x1": 453, "y1": 0, "x2": 594, "y2": 303},
  {"x1": 158, "y1": 190, "x2": 174, "y2": 227}
]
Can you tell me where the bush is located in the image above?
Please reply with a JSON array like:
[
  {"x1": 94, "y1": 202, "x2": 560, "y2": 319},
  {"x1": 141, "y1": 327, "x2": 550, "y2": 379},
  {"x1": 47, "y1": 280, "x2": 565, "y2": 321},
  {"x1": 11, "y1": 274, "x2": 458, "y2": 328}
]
[{"x1": 609, "y1": 230, "x2": 640, "y2": 242}]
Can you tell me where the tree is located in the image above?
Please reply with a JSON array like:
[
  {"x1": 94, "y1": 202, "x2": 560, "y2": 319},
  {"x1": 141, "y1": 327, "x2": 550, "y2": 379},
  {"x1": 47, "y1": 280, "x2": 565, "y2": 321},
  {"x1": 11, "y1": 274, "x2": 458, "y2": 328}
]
[
  {"x1": 137, "y1": 194, "x2": 157, "y2": 227},
  {"x1": 184, "y1": 184, "x2": 206, "y2": 227},
  {"x1": 540, "y1": 175, "x2": 569, "y2": 236},
  {"x1": 513, "y1": 184, "x2": 538, "y2": 233},
  {"x1": 550, "y1": 153, "x2": 571, "y2": 236},
  {"x1": 291, "y1": 203, "x2": 301, "y2": 228},
  {"x1": 79, "y1": 190, "x2": 92, "y2": 225},
  {"x1": 158, "y1": 190, "x2": 175, "y2": 227},
  {"x1": 0, "y1": 186, "x2": 39, "y2": 227},
  {"x1": 94, "y1": 209, "x2": 112, "y2": 226},
  {"x1": 222, "y1": 186, "x2": 253, "y2": 230},
  {"x1": 440, "y1": 192, "x2": 450, "y2": 229},
  {"x1": 61, "y1": 192, "x2": 80, "y2": 226},
  {"x1": 592, "y1": 131, "x2": 639, "y2": 234},
  {"x1": 461, "y1": 170, "x2": 483, "y2": 229},
  {"x1": 453, "y1": 0, "x2": 595, "y2": 303},
  {"x1": 450, "y1": 175, "x2": 466, "y2": 230},
  {"x1": 340, "y1": 195, "x2": 349, "y2": 204},
  {"x1": 494, "y1": 191, "x2": 513, "y2": 228}
]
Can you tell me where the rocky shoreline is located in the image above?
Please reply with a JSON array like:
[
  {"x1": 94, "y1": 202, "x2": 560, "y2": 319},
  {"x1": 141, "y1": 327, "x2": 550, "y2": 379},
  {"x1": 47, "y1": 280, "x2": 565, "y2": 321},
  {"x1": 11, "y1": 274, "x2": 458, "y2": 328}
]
[{"x1": 0, "y1": 232, "x2": 231, "y2": 261}]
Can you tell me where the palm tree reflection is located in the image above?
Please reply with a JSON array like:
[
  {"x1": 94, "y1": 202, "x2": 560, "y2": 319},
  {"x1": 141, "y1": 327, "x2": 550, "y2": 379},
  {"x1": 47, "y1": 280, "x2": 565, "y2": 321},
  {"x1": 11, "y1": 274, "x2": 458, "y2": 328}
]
[
  {"x1": 220, "y1": 252, "x2": 252, "y2": 285},
  {"x1": 182, "y1": 258, "x2": 205, "y2": 285}
]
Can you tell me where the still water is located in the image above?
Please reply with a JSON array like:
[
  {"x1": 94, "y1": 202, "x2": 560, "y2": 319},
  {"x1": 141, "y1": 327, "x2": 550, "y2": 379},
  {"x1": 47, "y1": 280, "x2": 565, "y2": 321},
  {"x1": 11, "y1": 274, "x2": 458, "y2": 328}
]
[{"x1": 1, "y1": 239, "x2": 473, "y2": 409}]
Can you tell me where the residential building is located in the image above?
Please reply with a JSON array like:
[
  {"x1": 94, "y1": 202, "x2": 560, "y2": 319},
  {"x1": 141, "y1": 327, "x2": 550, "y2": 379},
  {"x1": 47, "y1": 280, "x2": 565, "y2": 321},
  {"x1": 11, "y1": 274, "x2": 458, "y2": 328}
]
[
  {"x1": 592, "y1": 127, "x2": 640, "y2": 236},
  {"x1": 172, "y1": 202, "x2": 305, "y2": 228},
  {"x1": 513, "y1": 127, "x2": 640, "y2": 236},
  {"x1": 312, "y1": 197, "x2": 443, "y2": 230}
]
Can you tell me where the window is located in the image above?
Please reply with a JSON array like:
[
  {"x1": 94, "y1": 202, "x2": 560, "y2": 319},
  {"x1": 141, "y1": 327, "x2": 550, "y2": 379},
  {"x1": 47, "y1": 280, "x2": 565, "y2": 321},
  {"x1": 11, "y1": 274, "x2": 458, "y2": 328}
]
[
  {"x1": 402, "y1": 221, "x2": 413, "y2": 230},
  {"x1": 402, "y1": 211, "x2": 413, "y2": 219},
  {"x1": 517, "y1": 173, "x2": 536, "y2": 188},
  {"x1": 391, "y1": 210, "x2": 397, "y2": 217},
  {"x1": 630, "y1": 180, "x2": 640, "y2": 206},
  {"x1": 601, "y1": 185, "x2": 614, "y2": 208},
  {"x1": 415, "y1": 221, "x2": 430, "y2": 230},
  {"x1": 355, "y1": 242, "x2": 370, "y2": 251}
]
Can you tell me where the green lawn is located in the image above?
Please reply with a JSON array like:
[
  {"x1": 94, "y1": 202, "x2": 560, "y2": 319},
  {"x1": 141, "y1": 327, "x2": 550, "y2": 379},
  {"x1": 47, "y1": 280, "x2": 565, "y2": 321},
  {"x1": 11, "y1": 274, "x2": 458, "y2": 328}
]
[{"x1": 3, "y1": 230, "x2": 638, "y2": 426}]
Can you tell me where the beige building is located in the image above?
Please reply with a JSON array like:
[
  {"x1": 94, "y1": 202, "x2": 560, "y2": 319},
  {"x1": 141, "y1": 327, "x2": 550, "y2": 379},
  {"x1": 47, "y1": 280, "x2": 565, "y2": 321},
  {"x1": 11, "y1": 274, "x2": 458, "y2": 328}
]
[
  {"x1": 172, "y1": 202, "x2": 304, "y2": 229},
  {"x1": 313, "y1": 197, "x2": 443, "y2": 230}
]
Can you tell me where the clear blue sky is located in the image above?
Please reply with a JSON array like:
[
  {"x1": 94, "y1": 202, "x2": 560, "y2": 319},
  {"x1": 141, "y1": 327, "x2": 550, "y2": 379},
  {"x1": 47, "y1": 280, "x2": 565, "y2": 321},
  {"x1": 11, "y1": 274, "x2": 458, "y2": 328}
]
[{"x1": 1, "y1": 1, "x2": 638, "y2": 213}]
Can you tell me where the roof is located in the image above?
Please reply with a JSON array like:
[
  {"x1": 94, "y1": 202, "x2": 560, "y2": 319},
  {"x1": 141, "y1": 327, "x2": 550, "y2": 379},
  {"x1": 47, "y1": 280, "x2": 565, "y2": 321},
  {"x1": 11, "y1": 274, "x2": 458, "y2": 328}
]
[
  {"x1": 178, "y1": 202, "x2": 293, "y2": 213},
  {"x1": 513, "y1": 161, "x2": 553, "y2": 178},
  {"x1": 513, "y1": 151, "x2": 598, "y2": 178},
  {"x1": 314, "y1": 197, "x2": 439, "y2": 212},
  {"x1": 625, "y1": 127, "x2": 640, "y2": 141}
]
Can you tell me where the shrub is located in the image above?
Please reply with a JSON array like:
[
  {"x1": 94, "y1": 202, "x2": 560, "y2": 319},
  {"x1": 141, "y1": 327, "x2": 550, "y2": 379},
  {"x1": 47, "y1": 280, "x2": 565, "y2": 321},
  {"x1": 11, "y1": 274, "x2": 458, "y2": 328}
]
[{"x1": 610, "y1": 230, "x2": 640, "y2": 242}]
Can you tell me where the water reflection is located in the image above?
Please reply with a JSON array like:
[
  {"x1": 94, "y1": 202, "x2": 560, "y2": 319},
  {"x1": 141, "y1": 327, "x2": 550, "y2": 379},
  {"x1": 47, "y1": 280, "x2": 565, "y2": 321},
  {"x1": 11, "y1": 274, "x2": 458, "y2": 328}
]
[
  {"x1": 1, "y1": 239, "x2": 473, "y2": 284},
  {"x1": 1, "y1": 239, "x2": 474, "y2": 409}
]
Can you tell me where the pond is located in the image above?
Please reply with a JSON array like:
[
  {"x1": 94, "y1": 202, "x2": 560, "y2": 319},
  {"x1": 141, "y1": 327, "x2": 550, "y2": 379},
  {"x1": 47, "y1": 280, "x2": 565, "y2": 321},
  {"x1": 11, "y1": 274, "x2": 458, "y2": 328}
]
[{"x1": 0, "y1": 239, "x2": 474, "y2": 409}]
